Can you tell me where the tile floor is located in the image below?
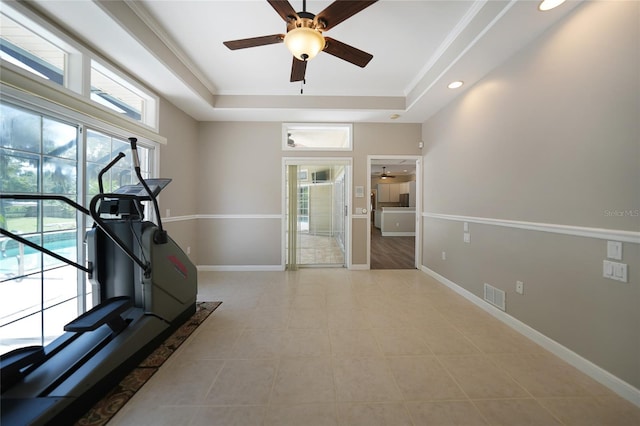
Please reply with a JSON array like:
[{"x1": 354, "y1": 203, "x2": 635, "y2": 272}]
[{"x1": 109, "y1": 269, "x2": 640, "y2": 426}]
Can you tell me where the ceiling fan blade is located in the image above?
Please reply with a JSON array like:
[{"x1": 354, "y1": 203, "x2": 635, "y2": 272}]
[
  {"x1": 267, "y1": 0, "x2": 299, "y2": 22},
  {"x1": 290, "y1": 57, "x2": 307, "y2": 82},
  {"x1": 223, "y1": 34, "x2": 284, "y2": 50},
  {"x1": 323, "y1": 37, "x2": 373, "y2": 67},
  {"x1": 315, "y1": 0, "x2": 378, "y2": 31}
]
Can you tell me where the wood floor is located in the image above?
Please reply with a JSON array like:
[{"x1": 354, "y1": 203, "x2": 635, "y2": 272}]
[{"x1": 370, "y1": 225, "x2": 416, "y2": 269}]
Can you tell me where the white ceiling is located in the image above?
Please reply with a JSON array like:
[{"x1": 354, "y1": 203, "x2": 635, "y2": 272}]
[{"x1": 28, "y1": 0, "x2": 580, "y2": 123}]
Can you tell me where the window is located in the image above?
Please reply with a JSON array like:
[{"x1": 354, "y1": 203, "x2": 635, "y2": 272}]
[
  {"x1": 90, "y1": 61, "x2": 158, "y2": 128},
  {"x1": 0, "y1": 103, "x2": 79, "y2": 354},
  {"x1": 0, "y1": 12, "x2": 66, "y2": 85},
  {"x1": 85, "y1": 128, "x2": 151, "y2": 217},
  {"x1": 283, "y1": 123, "x2": 353, "y2": 151},
  {"x1": 0, "y1": 2, "x2": 160, "y2": 356}
]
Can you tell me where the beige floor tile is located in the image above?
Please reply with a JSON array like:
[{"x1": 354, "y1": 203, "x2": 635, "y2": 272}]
[
  {"x1": 292, "y1": 293, "x2": 326, "y2": 309},
  {"x1": 406, "y1": 400, "x2": 488, "y2": 425},
  {"x1": 205, "y1": 359, "x2": 278, "y2": 405},
  {"x1": 131, "y1": 358, "x2": 224, "y2": 406},
  {"x1": 178, "y1": 327, "x2": 242, "y2": 360},
  {"x1": 326, "y1": 293, "x2": 360, "y2": 310},
  {"x1": 473, "y1": 398, "x2": 562, "y2": 425},
  {"x1": 232, "y1": 328, "x2": 287, "y2": 358},
  {"x1": 463, "y1": 325, "x2": 544, "y2": 354},
  {"x1": 190, "y1": 405, "x2": 266, "y2": 426},
  {"x1": 271, "y1": 357, "x2": 336, "y2": 404},
  {"x1": 195, "y1": 306, "x2": 251, "y2": 330},
  {"x1": 539, "y1": 396, "x2": 640, "y2": 426},
  {"x1": 421, "y1": 324, "x2": 481, "y2": 355},
  {"x1": 281, "y1": 328, "x2": 331, "y2": 357},
  {"x1": 109, "y1": 404, "x2": 195, "y2": 426},
  {"x1": 439, "y1": 355, "x2": 528, "y2": 399},
  {"x1": 328, "y1": 308, "x2": 371, "y2": 329},
  {"x1": 246, "y1": 307, "x2": 290, "y2": 329},
  {"x1": 110, "y1": 270, "x2": 640, "y2": 425},
  {"x1": 330, "y1": 328, "x2": 382, "y2": 357},
  {"x1": 264, "y1": 403, "x2": 338, "y2": 426},
  {"x1": 491, "y1": 352, "x2": 612, "y2": 397},
  {"x1": 288, "y1": 307, "x2": 328, "y2": 329},
  {"x1": 336, "y1": 402, "x2": 413, "y2": 426},
  {"x1": 373, "y1": 327, "x2": 431, "y2": 356},
  {"x1": 333, "y1": 357, "x2": 402, "y2": 402},
  {"x1": 387, "y1": 355, "x2": 466, "y2": 401}
]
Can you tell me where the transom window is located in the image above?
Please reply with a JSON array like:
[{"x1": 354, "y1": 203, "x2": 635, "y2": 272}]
[
  {"x1": 283, "y1": 123, "x2": 353, "y2": 151},
  {"x1": 0, "y1": 13, "x2": 65, "y2": 85}
]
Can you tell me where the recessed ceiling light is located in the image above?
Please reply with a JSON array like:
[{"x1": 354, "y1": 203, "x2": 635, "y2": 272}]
[
  {"x1": 539, "y1": 0, "x2": 566, "y2": 11},
  {"x1": 390, "y1": 113, "x2": 400, "y2": 120},
  {"x1": 448, "y1": 81, "x2": 464, "y2": 89}
]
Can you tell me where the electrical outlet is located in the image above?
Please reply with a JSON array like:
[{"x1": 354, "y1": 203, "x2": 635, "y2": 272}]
[
  {"x1": 516, "y1": 281, "x2": 524, "y2": 295},
  {"x1": 165, "y1": 209, "x2": 170, "y2": 217},
  {"x1": 187, "y1": 246, "x2": 191, "y2": 255},
  {"x1": 442, "y1": 251, "x2": 446, "y2": 260},
  {"x1": 463, "y1": 233, "x2": 470, "y2": 243}
]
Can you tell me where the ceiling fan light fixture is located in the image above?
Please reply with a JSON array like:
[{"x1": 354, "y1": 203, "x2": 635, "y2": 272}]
[{"x1": 284, "y1": 27, "x2": 325, "y2": 61}]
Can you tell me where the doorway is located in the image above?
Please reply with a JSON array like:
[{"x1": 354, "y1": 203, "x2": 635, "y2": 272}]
[
  {"x1": 284, "y1": 158, "x2": 351, "y2": 269},
  {"x1": 368, "y1": 156, "x2": 421, "y2": 269}
]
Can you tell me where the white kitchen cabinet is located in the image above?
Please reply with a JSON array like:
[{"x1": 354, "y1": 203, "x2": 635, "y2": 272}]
[
  {"x1": 377, "y1": 184, "x2": 390, "y2": 202},
  {"x1": 389, "y1": 183, "x2": 400, "y2": 202},
  {"x1": 378, "y1": 183, "x2": 403, "y2": 203}
]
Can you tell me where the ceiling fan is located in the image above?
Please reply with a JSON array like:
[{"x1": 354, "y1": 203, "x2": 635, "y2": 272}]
[
  {"x1": 379, "y1": 166, "x2": 395, "y2": 179},
  {"x1": 223, "y1": 0, "x2": 378, "y2": 84}
]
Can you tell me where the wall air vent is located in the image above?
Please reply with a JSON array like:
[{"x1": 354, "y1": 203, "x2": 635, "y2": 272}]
[{"x1": 484, "y1": 283, "x2": 506, "y2": 311}]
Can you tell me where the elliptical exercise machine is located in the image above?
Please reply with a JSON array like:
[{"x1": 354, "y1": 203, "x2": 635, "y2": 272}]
[{"x1": 0, "y1": 138, "x2": 197, "y2": 425}]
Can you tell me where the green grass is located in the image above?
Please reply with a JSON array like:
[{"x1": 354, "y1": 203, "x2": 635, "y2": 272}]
[{"x1": 4, "y1": 217, "x2": 77, "y2": 233}]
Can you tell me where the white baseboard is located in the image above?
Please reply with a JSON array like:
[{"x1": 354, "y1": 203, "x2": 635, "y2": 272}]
[
  {"x1": 421, "y1": 266, "x2": 640, "y2": 408},
  {"x1": 197, "y1": 265, "x2": 284, "y2": 272},
  {"x1": 349, "y1": 264, "x2": 370, "y2": 270},
  {"x1": 381, "y1": 231, "x2": 416, "y2": 237}
]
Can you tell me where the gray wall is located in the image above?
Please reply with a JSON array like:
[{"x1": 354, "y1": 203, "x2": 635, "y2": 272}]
[
  {"x1": 195, "y1": 121, "x2": 421, "y2": 267},
  {"x1": 156, "y1": 97, "x2": 200, "y2": 262},
  {"x1": 421, "y1": 1, "x2": 639, "y2": 389}
]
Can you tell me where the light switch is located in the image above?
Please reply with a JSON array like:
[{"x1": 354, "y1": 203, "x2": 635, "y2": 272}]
[
  {"x1": 607, "y1": 241, "x2": 622, "y2": 260},
  {"x1": 463, "y1": 233, "x2": 470, "y2": 243},
  {"x1": 614, "y1": 263, "x2": 627, "y2": 281},
  {"x1": 463, "y1": 222, "x2": 469, "y2": 232},
  {"x1": 603, "y1": 260, "x2": 628, "y2": 282},
  {"x1": 604, "y1": 261, "x2": 614, "y2": 277}
]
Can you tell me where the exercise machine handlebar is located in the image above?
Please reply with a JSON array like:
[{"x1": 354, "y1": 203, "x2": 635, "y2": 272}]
[
  {"x1": 129, "y1": 138, "x2": 167, "y2": 244},
  {"x1": 0, "y1": 194, "x2": 92, "y2": 275},
  {"x1": 98, "y1": 152, "x2": 125, "y2": 195}
]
